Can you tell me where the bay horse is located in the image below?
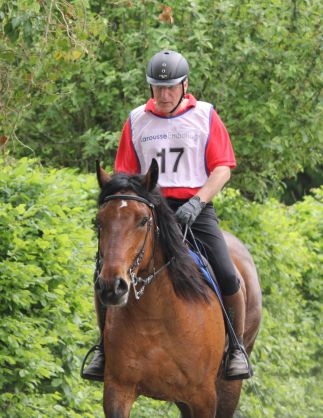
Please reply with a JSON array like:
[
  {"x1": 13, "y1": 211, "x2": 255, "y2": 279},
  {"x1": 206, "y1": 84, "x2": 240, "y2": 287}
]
[{"x1": 95, "y1": 159, "x2": 261, "y2": 418}]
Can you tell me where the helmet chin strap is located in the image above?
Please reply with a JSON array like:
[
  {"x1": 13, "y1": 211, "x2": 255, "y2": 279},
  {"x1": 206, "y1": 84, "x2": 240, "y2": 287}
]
[
  {"x1": 150, "y1": 85, "x2": 154, "y2": 98},
  {"x1": 149, "y1": 81, "x2": 186, "y2": 115},
  {"x1": 169, "y1": 81, "x2": 185, "y2": 114}
]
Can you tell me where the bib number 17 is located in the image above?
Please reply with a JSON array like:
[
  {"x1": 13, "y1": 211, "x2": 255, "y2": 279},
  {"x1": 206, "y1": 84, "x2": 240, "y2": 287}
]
[{"x1": 156, "y1": 147, "x2": 184, "y2": 173}]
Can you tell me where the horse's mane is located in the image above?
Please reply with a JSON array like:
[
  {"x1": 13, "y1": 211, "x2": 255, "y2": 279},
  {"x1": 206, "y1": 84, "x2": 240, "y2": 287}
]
[{"x1": 99, "y1": 172, "x2": 210, "y2": 302}]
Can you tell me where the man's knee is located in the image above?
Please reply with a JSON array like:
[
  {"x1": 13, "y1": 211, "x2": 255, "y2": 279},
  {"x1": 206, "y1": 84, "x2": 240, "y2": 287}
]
[{"x1": 219, "y1": 271, "x2": 240, "y2": 296}]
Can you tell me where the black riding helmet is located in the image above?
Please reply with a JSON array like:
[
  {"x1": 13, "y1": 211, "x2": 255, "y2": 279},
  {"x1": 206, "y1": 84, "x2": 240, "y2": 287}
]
[
  {"x1": 146, "y1": 50, "x2": 189, "y2": 86},
  {"x1": 146, "y1": 50, "x2": 189, "y2": 113}
]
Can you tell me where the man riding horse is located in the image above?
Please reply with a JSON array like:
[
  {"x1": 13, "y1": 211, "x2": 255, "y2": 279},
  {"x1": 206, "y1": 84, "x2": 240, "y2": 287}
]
[{"x1": 82, "y1": 50, "x2": 253, "y2": 382}]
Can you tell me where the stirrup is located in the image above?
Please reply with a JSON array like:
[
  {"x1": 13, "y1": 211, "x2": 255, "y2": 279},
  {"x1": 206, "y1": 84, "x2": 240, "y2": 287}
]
[
  {"x1": 80, "y1": 344, "x2": 104, "y2": 382},
  {"x1": 223, "y1": 344, "x2": 253, "y2": 381}
]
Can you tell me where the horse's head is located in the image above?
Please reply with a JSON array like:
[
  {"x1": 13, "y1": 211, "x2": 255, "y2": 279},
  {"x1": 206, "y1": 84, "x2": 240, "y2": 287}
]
[{"x1": 95, "y1": 159, "x2": 159, "y2": 307}]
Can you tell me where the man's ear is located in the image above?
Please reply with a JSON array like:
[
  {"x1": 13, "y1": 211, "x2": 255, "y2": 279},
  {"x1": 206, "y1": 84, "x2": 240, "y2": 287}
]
[
  {"x1": 183, "y1": 79, "x2": 188, "y2": 94},
  {"x1": 142, "y1": 158, "x2": 159, "y2": 191},
  {"x1": 96, "y1": 160, "x2": 111, "y2": 189}
]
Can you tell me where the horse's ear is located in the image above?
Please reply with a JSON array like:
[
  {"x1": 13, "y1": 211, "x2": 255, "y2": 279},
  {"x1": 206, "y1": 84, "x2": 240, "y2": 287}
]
[
  {"x1": 96, "y1": 160, "x2": 111, "y2": 188},
  {"x1": 143, "y1": 158, "x2": 159, "y2": 191}
]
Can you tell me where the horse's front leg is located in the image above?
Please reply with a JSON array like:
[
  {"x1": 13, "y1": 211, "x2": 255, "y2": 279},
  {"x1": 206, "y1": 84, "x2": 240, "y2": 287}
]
[
  {"x1": 175, "y1": 401, "x2": 193, "y2": 418},
  {"x1": 103, "y1": 382, "x2": 136, "y2": 418},
  {"x1": 189, "y1": 390, "x2": 217, "y2": 418}
]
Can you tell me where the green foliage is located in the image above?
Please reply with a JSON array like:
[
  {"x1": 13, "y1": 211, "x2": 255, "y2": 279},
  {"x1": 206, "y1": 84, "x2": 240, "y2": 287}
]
[
  {"x1": 0, "y1": 157, "x2": 103, "y2": 417},
  {"x1": 215, "y1": 186, "x2": 323, "y2": 417},
  {"x1": 0, "y1": 156, "x2": 322, "y2": 417},
  {"x1": 1, "y1": 0, "x2": 322, "y2": 198}
]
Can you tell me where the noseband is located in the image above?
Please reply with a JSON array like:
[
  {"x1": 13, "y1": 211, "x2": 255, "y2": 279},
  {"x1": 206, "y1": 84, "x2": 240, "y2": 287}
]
[{"x1": 99, "y1": 194, "x2": 171, "y2": 300}]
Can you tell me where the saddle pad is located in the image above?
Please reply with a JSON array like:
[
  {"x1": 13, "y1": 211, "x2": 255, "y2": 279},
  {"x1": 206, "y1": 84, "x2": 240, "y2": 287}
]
[{"x1": 188, "y1": 249, "x2": 223, "y2": 303}]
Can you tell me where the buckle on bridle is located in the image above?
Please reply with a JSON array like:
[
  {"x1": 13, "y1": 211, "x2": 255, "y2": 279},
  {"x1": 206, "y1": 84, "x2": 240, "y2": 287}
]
[
  {"x1": 129, "y1": 269, "x2": 144, "y2": 300},
  {"x1": 129, "y1": 268, "x2": 154, "y2": 300}
]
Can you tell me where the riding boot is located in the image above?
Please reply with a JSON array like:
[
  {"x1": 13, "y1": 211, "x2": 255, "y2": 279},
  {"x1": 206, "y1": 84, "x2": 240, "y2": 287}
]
[
  {"x1": 223, "y1": 288, "x2": 253, "y2": 380},
  {"x1": 81, "y1": 295, "x2": 106, "y2": 381}
]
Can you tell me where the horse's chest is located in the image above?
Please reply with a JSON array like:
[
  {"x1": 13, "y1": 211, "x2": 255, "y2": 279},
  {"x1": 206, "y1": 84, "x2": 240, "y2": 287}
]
[{"x1": 107, "y1": 331, "x2": 213, "y2": 394}]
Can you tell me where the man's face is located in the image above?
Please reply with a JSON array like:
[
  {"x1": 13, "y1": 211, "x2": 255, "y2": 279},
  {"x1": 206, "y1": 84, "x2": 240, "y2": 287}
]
[{"x1": 152, "y1": 80, "x2": 188, "y2": 115}]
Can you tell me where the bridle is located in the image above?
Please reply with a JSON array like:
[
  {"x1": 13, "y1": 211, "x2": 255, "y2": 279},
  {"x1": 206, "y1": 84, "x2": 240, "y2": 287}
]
[{"x1": 98, "y1": 194, "x2": 173, "y2": 300}]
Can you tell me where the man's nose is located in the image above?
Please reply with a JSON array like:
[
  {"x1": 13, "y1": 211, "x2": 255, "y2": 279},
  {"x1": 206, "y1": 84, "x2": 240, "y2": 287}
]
[{"x1": 159, "y1": 87, "x2": 170, "y2": 99}]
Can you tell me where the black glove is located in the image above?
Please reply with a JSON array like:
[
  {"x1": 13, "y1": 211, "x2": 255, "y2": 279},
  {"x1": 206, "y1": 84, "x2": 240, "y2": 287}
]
[{"x1": 175, "y1": 196, "x2": 206, "y2": 227}]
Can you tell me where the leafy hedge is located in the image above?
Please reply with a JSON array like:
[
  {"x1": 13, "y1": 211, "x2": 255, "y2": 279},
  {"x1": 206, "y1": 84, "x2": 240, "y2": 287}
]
[
  {"x1": 0, "y1": 157, "x2": 322, "y2": 417},
  {"x1": 216, "y1": 188, "x2": 323, "y2": 417},
  {"x1": 0, "y1": 158, "x2": 102, "y2": 417}
]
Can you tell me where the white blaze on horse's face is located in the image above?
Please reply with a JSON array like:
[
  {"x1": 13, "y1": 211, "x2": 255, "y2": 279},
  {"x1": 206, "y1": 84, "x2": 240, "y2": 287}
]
[{"x1": 119, "y1": 200, "x2": 128, "y2": 209}]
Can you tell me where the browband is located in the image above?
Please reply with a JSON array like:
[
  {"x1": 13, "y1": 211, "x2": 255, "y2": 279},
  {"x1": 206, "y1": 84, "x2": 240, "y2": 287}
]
[{"x1": 102, "y1": 194, "x2": 155, "y2": 209}]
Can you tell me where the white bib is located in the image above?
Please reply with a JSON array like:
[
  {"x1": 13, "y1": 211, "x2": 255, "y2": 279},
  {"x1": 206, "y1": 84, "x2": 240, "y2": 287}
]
[{"x1": 130, "y1": 102, "x2": 212, "y2": 188}]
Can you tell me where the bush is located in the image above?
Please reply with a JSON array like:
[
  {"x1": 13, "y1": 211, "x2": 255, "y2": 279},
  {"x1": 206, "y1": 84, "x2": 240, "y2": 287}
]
[
  {"x1": 215, "y1": 187, "x2": 323, "y2": 417},
  {"x1": 0, "y1": 157, "x2": 103, "y2": 417}
]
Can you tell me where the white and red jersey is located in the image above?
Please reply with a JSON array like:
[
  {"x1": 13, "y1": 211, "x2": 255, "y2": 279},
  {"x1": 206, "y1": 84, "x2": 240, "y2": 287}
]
[{"x1": 115, "y1": 94, "x2": 236, "y2": 199}]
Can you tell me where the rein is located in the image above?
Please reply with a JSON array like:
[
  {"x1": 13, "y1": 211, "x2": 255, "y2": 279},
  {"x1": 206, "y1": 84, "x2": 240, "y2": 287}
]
[{"x1": 100, "y1": 194, "x2": 172, "y2": 300}]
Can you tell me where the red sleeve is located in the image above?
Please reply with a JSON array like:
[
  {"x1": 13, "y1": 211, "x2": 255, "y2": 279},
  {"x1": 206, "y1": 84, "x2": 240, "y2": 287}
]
[
  {"x1": 114, "y1": 118, "x2": 140, "y2": 174},
  {"x1": 205, "y1": 109, "x2": 236, "y2": 173}
]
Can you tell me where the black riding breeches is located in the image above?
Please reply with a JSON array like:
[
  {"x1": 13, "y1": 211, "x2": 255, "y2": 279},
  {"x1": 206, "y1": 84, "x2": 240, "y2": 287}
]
[{"x1": 166, "y1": 198, "x2": 240, "y2": 296}]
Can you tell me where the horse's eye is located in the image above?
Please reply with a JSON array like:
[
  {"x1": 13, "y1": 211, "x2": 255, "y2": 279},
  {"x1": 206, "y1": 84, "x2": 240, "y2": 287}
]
[{"x1": 139, "y1": 216, "x2": 149, "y2": 227}]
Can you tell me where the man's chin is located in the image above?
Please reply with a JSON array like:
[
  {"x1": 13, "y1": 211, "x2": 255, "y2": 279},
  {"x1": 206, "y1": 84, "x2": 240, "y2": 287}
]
[{"x1": 156, "y1": 105, "x2": 173, "y2": 115}]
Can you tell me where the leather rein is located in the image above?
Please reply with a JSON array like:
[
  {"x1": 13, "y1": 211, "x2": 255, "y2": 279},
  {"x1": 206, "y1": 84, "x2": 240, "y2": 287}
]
[{"x1": 99, "y1": 194, "x2": 173, "y2": 300}]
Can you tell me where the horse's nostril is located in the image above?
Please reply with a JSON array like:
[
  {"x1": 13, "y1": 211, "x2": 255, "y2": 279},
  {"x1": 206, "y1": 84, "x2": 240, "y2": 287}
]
[
  {"x1": 114, "y1": 277, "x2": 129, "y2": 297},
  {"x1": 95, "y1": 276, "x2": 105, "y2": 291},
  {"x1": 95, "y1": 276, "x2": 129, "y2": 305}
]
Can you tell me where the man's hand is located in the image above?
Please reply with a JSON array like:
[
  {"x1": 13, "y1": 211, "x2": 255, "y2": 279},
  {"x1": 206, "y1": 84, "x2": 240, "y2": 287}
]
[{"x1": 175, "y1": 196, "x2": 206, "y2": 227}]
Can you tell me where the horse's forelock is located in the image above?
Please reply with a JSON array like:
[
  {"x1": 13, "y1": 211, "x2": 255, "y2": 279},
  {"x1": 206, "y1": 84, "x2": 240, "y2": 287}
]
[{"x1": 99, "y1": 173, "x2": 141, "y2": 204}]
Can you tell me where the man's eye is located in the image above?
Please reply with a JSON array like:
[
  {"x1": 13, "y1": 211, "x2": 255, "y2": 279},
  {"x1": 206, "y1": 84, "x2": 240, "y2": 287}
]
[{"x1": 139, "y1": 216, "x2": 149, "y2": 227}]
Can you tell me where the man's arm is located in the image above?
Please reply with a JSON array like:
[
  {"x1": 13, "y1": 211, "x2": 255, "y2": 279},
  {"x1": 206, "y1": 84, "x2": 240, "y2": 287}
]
[
  {"x1": 196, "y1": 165, "x2": 231, "y2": 203},
  {"x1": 115, "y1": 118, "x2": 140, "y2": 174},
  {"x1": 175, "y1": 165, "x2": 231, "y2": 226}
]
